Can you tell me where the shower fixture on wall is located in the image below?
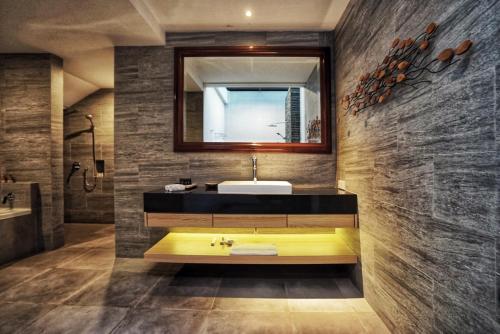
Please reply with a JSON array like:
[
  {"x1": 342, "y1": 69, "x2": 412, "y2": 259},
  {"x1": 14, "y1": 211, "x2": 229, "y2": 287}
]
[
  {"x1": 64, "y1": 112, "x2": 105, "y2": 193},
  {"x1": 66, "y1": 161, "x2": 80, "y2": 184},
  {"x1": 83, "y1": 114, "x2": 98, "y2": 193}
]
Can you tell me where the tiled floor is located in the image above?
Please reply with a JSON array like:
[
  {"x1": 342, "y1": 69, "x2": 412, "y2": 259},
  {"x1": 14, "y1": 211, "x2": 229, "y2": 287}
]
[{"x1": 0, "y1": 224, "x2": 390, "y2": 334}]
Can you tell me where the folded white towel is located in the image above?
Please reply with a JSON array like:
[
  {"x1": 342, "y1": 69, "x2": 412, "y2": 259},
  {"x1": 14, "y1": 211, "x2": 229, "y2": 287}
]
[
  {"x1": 164, "y1": 184, "x2": 186, "y2": 192},
  {"x1": 230, "y1": 244, "x2": 278, "y2": 256}
]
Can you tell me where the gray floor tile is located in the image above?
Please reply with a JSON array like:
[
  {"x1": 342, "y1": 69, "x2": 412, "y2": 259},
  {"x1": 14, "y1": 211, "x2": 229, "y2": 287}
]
[
  {"x1": 286, "y1": 278, "x2": 344, "y2": 299},
  {"x1": 67, "y1": 235, "x2": 115, "y2": 249},
  {"x1": 0, "y1": 302, "x2": 56, "y2": 334},
  {"x1": 25, "y1": 305, "x2": 128, "y2": 334},
  {"x1": 65, "y1": 271, "x2": 162, "y2": 307},
  {"x1": 203, "y1": 311, "x2": 293, "y2": 334},
  {"x1": 220, "y1": 265, "x2": 350, "y2": 279},
  {"x1": 288, "y1": 298, "x2": 355, "y2": 313},
  {"x1": 111, "y1": 258, "x2": 181, "y2": 274},
  {"x1": 112, "y1": 308, "x2": 208, "y2": 334},
  {"x1": 64, "y1": 224, "x2": 114, "y2": 245},
  {"x1": 0, "y1": 266, "x2": 48, "y2": 293},
  {"x1": 217, "y1": 277, "x2": 286, "y2": 298},
  {"x1": 58, "y1": 248, "x2": 116, "y2": 270},
  {"x1": 357, "y1": 312, "x2": 391, "y2": 334},
  {"x1": 0, "y1": 224, "x2": 388, "y2": 333},
  {"x1": 212, "y1": 297, "x2": 289, "y2": 312},
  {"x1": 137, "y1": 275, "x2": 220, "y2": 310},
  {"x1": 218, "y1": 265, "x2": 290, "y2": 279},
  {"x1": 9, "y1": 247, "x2": 88, "y2": 269},
  {"x1": 291, "y1": 312, "x2": 368, "y2": 334},
  {"x1": 0, "y1": 268, "x2": 104, "y2": 304},
  {"x1": 214, "y1": 277, "x2": 288, "y2": 312}
]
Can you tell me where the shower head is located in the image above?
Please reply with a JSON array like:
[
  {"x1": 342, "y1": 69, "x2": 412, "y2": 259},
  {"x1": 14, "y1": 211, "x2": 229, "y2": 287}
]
[
  {"x1": 85, "y1": 114, "x2": 95, "y2": 129},
  {"x1": 71, "y1": 161, "x2": 81, "y2": 171}
]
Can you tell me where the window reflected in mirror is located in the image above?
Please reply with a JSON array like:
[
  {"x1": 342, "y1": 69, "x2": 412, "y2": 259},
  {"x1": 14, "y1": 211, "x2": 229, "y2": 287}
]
[{"x1": 183, "y1": 56, "x2": 322, "y2": 144}]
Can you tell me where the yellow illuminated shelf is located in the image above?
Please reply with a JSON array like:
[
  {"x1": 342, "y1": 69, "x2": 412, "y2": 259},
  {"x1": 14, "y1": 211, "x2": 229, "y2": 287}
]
[{"x1": 144, "y1": 232, "x2": 357, "y2": 265}]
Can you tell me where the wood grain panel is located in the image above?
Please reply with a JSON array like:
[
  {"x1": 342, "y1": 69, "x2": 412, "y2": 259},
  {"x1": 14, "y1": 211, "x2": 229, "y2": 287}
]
[
  {"x1": 146, "y1": 213, "x2": 212, "y2": 227},
  {"x1": 213, "y1": 214, "x2": 287, "y2": 228},
  {"x1": 256, "y1": 227, "x2": 335, "y2": 234},
  {"x1": 144, "y1": 232, "x2": 358, "y2": 265},
  {"x1": 287, "y1": 214, "x2": 355, "y2": 228}
]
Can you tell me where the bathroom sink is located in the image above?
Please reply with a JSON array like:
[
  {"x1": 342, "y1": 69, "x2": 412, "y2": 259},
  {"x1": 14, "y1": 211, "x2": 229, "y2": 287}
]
[{"x1": 218, "y1": 181, "x2": 292, "y2": 195}]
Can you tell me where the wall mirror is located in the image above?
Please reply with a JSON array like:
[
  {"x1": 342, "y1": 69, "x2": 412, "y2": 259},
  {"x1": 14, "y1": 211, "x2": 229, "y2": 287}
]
[{"x1": 174, "y1": 46, "x2": 331, "y2": 153}]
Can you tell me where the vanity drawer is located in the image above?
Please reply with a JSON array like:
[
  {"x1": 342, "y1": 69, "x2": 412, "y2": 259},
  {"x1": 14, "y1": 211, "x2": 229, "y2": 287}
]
[
  {"x1": 287, "y1": 214, "x2": 355, "y2": 228},
  {"x1": 146, "y1": 213, "x2": 213, "y2": 227},
  {"x1": 213, "y1": 214, "x2": 287, "y2": 228}
]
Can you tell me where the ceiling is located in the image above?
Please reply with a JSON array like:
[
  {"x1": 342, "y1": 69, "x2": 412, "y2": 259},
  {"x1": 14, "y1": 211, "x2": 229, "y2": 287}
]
[
  {"x1": 0, "y1": 0, "x2": 349, "y2": 106},
  {"x1": 146, "y1": 0, "x2": 350, "y2": 31},
  {"x1": 185, "y1": 57, "x2": 319, "y2": 91}
]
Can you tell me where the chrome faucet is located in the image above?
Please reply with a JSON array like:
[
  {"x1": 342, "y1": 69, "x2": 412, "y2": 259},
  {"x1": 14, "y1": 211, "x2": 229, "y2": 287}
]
[
  {"x1": 2, "y1": 192, "x2": 15, "y2": 209},
  {"x1": 252, "y1": 155, "x2": 258, "y2": 182},
  {"x1": 3, "y1": 174, "x2": 16, "y2": 183}
]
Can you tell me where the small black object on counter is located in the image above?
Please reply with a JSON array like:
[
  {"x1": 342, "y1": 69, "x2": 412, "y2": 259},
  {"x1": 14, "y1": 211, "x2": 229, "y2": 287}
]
[
  {"x1": 179, "y1": 178, "x2": 192, "y2": 185},
  {"x1": 205, "y1": 182, "x2": 218, "y2": 191}
]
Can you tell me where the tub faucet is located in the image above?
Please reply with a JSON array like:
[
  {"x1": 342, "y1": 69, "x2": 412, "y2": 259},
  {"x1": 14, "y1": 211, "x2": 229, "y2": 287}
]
[
  {"x1": 2, "y1": 174, "x2": 16, "y2": 183},
  {"x1": 252, "y1": 155, "x2": 257, "y2": 182},
  {"x1": 2, "y1": 192, "x2": 15, "y2": 209}
]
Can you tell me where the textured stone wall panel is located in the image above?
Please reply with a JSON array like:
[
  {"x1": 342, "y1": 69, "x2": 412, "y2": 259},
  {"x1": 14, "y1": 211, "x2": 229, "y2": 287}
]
[
  {"x1": 0, "y1": 54, "x2": 64, "y2": 250},
  {"x1": 336, "y1": 0, "x2": 499, "y2": 332},
  {"x1": 63, "y1": 89, "x2": 114, "y2": 224}
]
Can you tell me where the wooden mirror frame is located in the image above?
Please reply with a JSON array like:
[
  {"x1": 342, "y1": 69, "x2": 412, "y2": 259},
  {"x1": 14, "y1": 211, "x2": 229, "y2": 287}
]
[{"x1": 174, "y1": 46, "x2": 331, "y2": 153}]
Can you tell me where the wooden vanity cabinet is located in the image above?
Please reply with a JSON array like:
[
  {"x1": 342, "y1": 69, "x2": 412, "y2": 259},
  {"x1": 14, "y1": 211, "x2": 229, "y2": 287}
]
[{"x1": 145, "y1": 213, "x2": 355, "y2": 228}]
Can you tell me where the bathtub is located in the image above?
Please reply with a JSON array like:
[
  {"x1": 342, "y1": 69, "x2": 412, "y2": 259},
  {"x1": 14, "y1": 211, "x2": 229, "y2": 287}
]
[{"x1": 0, "y1": 182, "x2": 41, "y2": 265}]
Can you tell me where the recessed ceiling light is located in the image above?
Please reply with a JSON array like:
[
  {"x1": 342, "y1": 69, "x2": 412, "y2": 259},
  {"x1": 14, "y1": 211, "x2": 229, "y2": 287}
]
[{"x1": 245, "y1": 10, "x2": 252, "y2": 17}]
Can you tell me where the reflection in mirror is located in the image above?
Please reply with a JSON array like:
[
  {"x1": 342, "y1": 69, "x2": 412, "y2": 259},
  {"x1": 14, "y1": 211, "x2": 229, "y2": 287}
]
[{"x1": 183, "y1": 57, "x2": 321, "y2": 143}]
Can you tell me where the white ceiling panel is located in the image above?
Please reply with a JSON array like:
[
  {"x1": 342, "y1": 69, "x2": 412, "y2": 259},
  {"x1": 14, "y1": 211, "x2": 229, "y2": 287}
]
[
  {"x1": 145, "y1": 0, "x2": 349, "y2": 31},
  {"x1": 0, "y1": 0, "x2": 349, "y2": 102}
]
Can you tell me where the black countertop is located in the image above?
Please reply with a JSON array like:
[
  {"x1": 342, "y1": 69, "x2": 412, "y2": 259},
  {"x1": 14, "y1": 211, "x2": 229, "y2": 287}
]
[{"x1": 144, "y1": 187, "x2": 357, "y2": 214}]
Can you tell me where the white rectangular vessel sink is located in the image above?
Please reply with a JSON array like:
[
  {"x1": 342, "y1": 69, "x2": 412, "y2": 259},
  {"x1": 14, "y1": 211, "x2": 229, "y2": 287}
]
[{"x1": 218, "y1": 181, "x2": 292, "y2": 195}]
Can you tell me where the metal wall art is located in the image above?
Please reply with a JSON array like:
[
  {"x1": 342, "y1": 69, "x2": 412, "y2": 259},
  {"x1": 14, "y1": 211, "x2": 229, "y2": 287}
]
[{"x1": 342, "y1": 22, "x2": 473, "y2": 115}]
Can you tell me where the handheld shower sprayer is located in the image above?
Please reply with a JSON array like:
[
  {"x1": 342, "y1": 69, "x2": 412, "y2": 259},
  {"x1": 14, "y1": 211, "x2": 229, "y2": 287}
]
[
  {"x1": 85, "y1": 114, "x2": 95, "y2": 129},
  {"x1": 65, "y1": 113, "x2": 104, "y2": 193},
  {"x1": 66, "y1": 161, "x2": 81, "y2": 184},
  {"x1": 83, "y1": 114, "x2": 98, "y2": 192}
]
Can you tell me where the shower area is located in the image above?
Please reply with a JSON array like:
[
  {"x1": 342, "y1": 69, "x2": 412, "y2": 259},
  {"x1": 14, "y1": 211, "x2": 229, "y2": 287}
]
[{"x1": 63, "y1": 89, "x2": 115, "y2": 224}]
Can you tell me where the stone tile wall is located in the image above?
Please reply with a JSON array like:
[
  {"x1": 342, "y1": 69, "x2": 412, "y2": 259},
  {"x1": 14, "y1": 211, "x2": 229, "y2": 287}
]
[
  {"x1": 64, "y1": 89, "x2": 114, "y2": 224},
  {"x1": 0, "y1": 54, "x2": 64, "y2": 250},
  {"x1": 335, "y1": 0, "x2": 499, "y2": 332}
]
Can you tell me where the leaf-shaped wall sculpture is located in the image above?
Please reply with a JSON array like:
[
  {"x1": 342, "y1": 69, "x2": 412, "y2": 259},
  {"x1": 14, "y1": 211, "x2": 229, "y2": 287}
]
[{"x1": 342, "y1": 22, "x2": 473, "y2": 115}]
